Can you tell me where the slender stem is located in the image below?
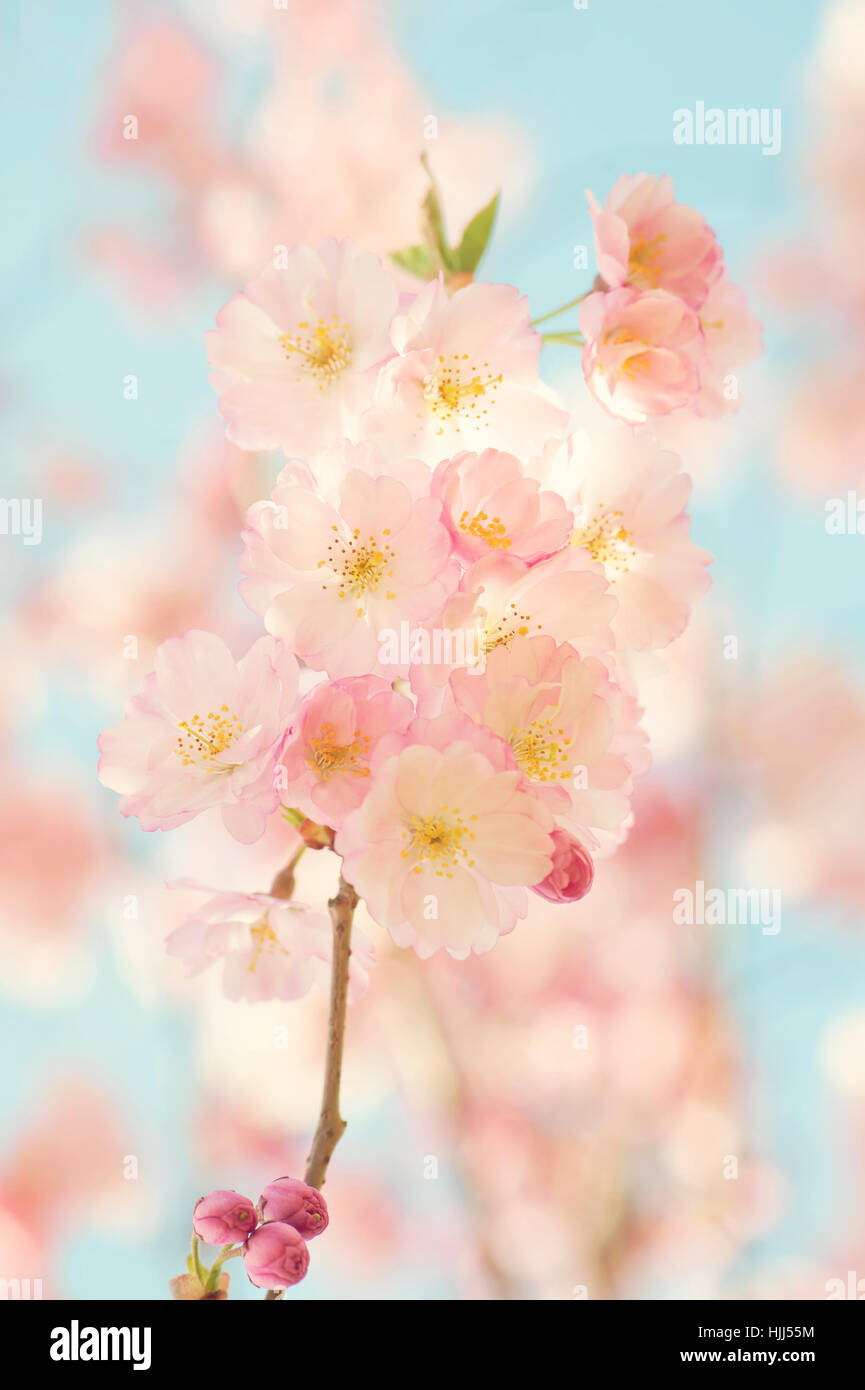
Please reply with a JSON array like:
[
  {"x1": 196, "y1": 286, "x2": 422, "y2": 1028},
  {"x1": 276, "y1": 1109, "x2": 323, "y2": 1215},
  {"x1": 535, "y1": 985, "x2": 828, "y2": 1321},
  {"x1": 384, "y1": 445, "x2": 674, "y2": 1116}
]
[
  {"x1": 191, "y1": 1234, "x2": 207, "y2": 1287},
  {"x1": 216, "y1": 1247, "x2": 244, "y2": 1264},
  {"x1": 269, "y1": 845, "x2": 305, "y2": 900},
  {"x1": 264, "y1": 872, "x2": 358, "y2": 1301},
  {"x1": 541, "y1": 330, "x2": 584, "y2": 346},
  {"x1": 304, "y1": 874, "x2": 357, "y2": 1188},
  {"x1": 530, "y1": 291, "x2": 590, "y2": 328},
  {"x1": 203, "y1": 1245, "x2": 243, "y2": 1295}
]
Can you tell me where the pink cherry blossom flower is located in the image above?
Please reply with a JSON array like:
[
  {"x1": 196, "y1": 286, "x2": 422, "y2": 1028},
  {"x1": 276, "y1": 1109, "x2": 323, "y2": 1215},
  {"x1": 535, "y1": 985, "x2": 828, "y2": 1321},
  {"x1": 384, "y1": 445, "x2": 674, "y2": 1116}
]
[
  {"x1": 277, "y1": 675, "x2": 414, "y2": 828},
  {"x1": 580, "y1": 287, "x2": 703, "y2": 423},
  {"x1": 691, "y1": 276, "x2": 763, "y2": 416},
  {"x1": 206, "y1": 238, "x2": 399, "y2": 455},
  {"x1": 242, "y1": 1220, "x2": 310, "y2": 1289},
  {"x1": 588, "y1": 174, "x2": 722, "y2": 308},
  {"x1": 531, "y1": 828, "x2": 595, "y2": 903},
  {"x1": 335, "y1": 741, "x2": 555, "y2": 959},
  {"x1": 97, "y1": 632, "x2": 299, "y2": 843},
  {"x1": 260, "y1": 1177, "x2": 329, "y2": 1238},
  {"x1": 559, "y1": 428, "x2": 712, "y2": 650},
  {"x1": 450, "y1": 635, "x2": 637, "y2": 851},
  {"x1": 165, "y1": 883, "x2": 374, "y2": 1003},
  {"x1": 361, "y1": 277, "x2": 570, "y2": 464},
  {"x1": 461, "y1": 548, "x2": 617, "y2": 656},
  {"x1": 431, "y1": 448, "x2": 573, "y2": 565},
  {"x1": 408, "y1": 546, "x2": 618, "y2": 714},
  {"x1": 192, "y1": 1189, "x2": 258, "y2": 1245},
  {"x1": 239, "y1": 466, "x2": 455, "y2": 678}
]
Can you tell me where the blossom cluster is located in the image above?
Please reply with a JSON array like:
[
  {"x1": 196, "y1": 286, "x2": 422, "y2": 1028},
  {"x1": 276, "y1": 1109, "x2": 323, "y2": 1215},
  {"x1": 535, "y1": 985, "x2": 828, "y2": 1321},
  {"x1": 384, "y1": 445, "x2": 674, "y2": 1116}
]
[
  {"x1": 97, "y1": 173, "x2": 758, "y2": 979},
  {"x1": 582, "y1": 174, "x2": 762, "y2": 422},
  {"x1": 171, "y1": 1177, "x2": 328, "y2": 1297}
]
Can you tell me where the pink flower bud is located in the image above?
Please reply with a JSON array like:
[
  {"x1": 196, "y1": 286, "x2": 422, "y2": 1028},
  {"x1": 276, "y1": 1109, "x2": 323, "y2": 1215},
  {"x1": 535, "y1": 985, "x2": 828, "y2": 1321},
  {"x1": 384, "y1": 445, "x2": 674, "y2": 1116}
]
[
  {"x1": 242, "y1": 1221, "x2": 310, "y2": 1289},
  {"x1": 192, "y1": 1189, "x2": 258, "y2": 1246},
  {"x1": 531, "y1": 829, "x2": 594, "y2": 903},
  {"x1": 259, "y1": 1176, "x2": 329, "y2": 1239}
]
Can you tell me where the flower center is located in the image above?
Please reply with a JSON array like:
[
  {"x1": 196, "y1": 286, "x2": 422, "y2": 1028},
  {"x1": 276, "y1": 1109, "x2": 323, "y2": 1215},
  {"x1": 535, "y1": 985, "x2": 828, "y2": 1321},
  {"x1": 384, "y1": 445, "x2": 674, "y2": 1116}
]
[
  {"x1": 509, "y1": 718, "x2": 573, "y2": 782},
  {"x1": 175, "y1": 706, "x2": 243, "y2": 769},
  {"x1": 400, "y1": 806, "x2": 477, "y2": 878},
  {"x1": 308, "y1": 723, "x2": 372, "y2": 782},
  {"x1": 482, "y1": 601, "x2": 542, "y2": 652},
  {"x1": 597, "y1": 325, "x2": 653, "y2": 382},
  {"x1": 248, "y1": 915, "x2": 288, "y2": 972},
  {"x1": 318, "y1": 528, "x2": 397, "y2": 614},
  {"x1": 571, "y1": 504, "x2": 636, "y2": 574},
  {"x1": 628, "y1": 232, "x2": 666, "y2": 289},
  {"x1": 423, "y1": 354, "x2": 503, "y2": 433},
  {"x1": 280, "y1": 315, "x2": 352, "y2": 386},
  {"x1": 459, "y1": 509, "x2": 512, "y2": 550}
]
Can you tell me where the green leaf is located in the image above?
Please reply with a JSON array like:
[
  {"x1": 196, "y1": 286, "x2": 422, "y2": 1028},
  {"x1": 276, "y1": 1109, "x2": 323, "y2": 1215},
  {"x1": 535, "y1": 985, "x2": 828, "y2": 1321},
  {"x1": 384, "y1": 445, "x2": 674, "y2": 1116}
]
[
  {"x1": 389, "y1": 245, "x2": 436, "y2": 279},
  {"x1": 416, "y1": 153, "x2": 457, "y2": 271},
  {"x1": 420, "y1": 188, "x2": 457, "y2": 271},
  {"x1": 452, "y1": 192, "x2": 500, "y2": 274}
]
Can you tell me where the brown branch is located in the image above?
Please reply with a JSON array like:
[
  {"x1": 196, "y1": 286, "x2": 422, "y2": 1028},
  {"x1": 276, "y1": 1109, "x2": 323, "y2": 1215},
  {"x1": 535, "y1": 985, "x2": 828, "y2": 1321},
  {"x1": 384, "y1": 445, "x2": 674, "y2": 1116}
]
[{"x1": 265, "y1": 871, "x2": 358, "y2": 1301}]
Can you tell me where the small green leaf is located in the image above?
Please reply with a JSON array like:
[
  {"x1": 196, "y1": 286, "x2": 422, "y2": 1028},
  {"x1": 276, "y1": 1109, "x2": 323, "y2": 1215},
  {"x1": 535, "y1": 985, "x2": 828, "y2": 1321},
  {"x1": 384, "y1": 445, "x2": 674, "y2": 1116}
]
[
  {"x1": 418, "y1": 153, "x2": 457, "y2": 271},
  {"x1": 420, "y1": 189, "x2": 457, "y2": 271},
  {"x1": 453, "y1": 192, "x2": 500, "y2": 274},
  {"x1": 389, "y1": 245, "x2": 436, "y2": 279}
]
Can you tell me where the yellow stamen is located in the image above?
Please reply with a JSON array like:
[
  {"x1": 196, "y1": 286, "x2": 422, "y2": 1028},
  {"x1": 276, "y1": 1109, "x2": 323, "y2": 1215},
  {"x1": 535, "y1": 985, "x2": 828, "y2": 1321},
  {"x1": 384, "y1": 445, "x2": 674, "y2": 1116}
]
[
  {"x1": 571, "y1": 502, "x2": 636, "y2": 574},
  {"x1": 423, "y1": 353, "x2": 502, "y2": 434},
  {"x1": 248, "y1": 916, "x2": 289, "y2": 972},
  {"x1": 317, "y1": 528, "x2": 397, "y2": 605},
  {"x1": 628, "y1": 231, "x2": 667, "y2": 289},
  {"x1": 399, "y1": 806, "x2": 477, "y2": 879},
  {"x1": 308, "y1": 724, "x2": 372, "y2": 782},
  {"x1": 280, "y1": 314, "x2": 352, "y2": 389},
  {"x1": 175, "y1": 710, "x2": 243, "y2": 769},
  {"x1": 509, "y1": 718, "x2": 574, "y2": 782},
  {"x1": 459, "y1": 508, "x2": 512, "y2": 550}
]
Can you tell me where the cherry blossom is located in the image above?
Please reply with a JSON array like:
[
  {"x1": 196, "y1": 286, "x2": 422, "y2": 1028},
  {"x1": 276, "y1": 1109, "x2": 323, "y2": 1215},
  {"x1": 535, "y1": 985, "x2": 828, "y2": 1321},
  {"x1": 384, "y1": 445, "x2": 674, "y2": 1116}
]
[
  {"x1": 277, "y1": 674, "x2": 414, "y2": 828},
  {"x1": 588, "y1": 173, "x2": 722, "y2": 308},
  {"x1": 407, "y1": 545, "x2": 617, "y2": 715},
  {"x1": 239, "y1": 465, "x2": 455, "y2": 678},
  {"x1": 361, "y1": 277, "x2": 570, "y2": 463},
  {"x1": 553, "y1": 427, "x2": 712, "y2": 650},
  {"x1": 450, "y1": 635, "x2": 639, "y2": 851},
  {"x1": 97, "y1": 631, "x2": 298, "y2": 843},
  {"x1": 580, "y1": 287, "x2": 703, "y2": 423},
  {"x1": 691, "y1": 276, "x2": 763, "y2": 416},
  {"x1": 166, "y1": 882, "x2": 374, "y2": 1002},
  {"x1": 336, "y1": 739, "x2": 555, "y2": 959},
  {"x1": 431, "y1": 448, "x2": 573, "y2": 565},
  {"x1": 206, "y1": 238, "x2": 399, "y2": 455}
]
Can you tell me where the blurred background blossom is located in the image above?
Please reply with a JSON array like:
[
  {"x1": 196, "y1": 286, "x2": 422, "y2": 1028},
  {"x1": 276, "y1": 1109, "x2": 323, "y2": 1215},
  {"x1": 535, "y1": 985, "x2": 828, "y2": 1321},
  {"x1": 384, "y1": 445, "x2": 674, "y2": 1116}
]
[{"x1": 2, "y1": 0, "x2": 865, "y2": 1300}]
